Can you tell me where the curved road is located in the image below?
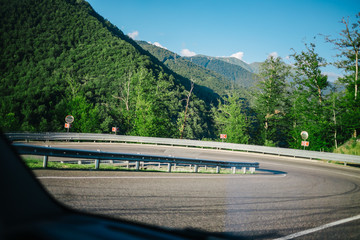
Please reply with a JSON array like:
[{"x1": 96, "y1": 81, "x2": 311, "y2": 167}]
[{"x1": 29, "y1": 142, "x2": 360, "y2": 239}]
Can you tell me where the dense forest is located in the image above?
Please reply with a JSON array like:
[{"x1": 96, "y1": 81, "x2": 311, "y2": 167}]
[
  {"x1": 0, "y1": 0, "x2": 216, "y2": 139},
  {"x1": 1, "y1": 0, "x2": 359, "y2": 152}
]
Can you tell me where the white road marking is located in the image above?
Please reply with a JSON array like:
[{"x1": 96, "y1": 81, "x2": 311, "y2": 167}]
[{"x1": 274, "y1": 214, "x2": 360, "y2": 240}]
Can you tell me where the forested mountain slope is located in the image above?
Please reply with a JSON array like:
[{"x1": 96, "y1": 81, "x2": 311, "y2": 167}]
[
  {"x1": 184, "y1": 55, "x2": 259, "y2": 88},
  {"x1": 137, "y1": 41, "x2": 236, "y2": 95},
  {"x1": 0, "y1": 0, "x2": 216, "y2": 139},
  {"x1": 216, "y1": 57, "x2": 256, "y2": 73}
]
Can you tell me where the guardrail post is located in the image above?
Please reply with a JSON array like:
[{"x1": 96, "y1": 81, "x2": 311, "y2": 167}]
[
  {"x1": 232, "y1": 166, "x2": 236, "y2": 174},
  {"x1": 216, "y1": 166, "x2": 220, "y2": 174},
  {"x1": 135, "y1": 161, "x2": 140, "y2": 171},
  {"x1": 95, "y1": 159, "x2": 100, "y2": 169},
  {"x1": 241, "y1": 167, "x2": 246, "y2": 174},
  {"x1": 167, "y1": 163, "x2": 172, "y2": 172},
  {"x1": 42, "y1": 145, "x2": 49, "y2": 168},
  {"x1": 43, "y1": 155, "x2": 48, "y2": 168},
  {"x1": 95, "y1": 149, "x2": 100, "y2": 169},
  {"x1": 126, "y1": 161, "x2": 129, "y2": 169},
  {"x1": 194, "y1": 165, "x2": 198, "y2": 173}
]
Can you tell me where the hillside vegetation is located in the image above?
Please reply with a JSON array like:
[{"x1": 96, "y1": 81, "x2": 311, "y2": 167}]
[
  {"x1": 334, "y1": 139, "x2": 360, "y2": 156},
  {"x1": 0, "y1": 0, "x2": 215, "y2": 139},
  {"x1": 1, "y1": 0, "x2": 359, "y2": 152}
]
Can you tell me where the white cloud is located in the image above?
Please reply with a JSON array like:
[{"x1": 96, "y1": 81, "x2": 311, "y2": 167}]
[
  {"x1": 230, "y1": 51, "x2": 244, "y2": 60},
  {"x1": 181, "y1": 48, "x2": 196, "y2": 57},
  {"x1": 268, "y1": 52, "x2": 279, "y2": 59},
  {"x1": 323, "y1": 72, "x2": 342, "y2": 82},
  {"x1": 127, "y1": 31, "x2": 139, "y2": 40},
  {"x1": 152, "y1": 42, "x2": 167, "y2": 49}
]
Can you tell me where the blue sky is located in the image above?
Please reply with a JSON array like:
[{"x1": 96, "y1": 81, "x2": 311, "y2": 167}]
[{"x1": 86, "y1": 0, "x2": 359, "y2": 80}]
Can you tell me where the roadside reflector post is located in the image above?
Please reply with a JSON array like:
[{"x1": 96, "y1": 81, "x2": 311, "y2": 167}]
[
  {"x1": 216, "y1": 166, "x2": 220, "y2": 174},
  {"x1": 95, "y1": 149, "x2": 100, "y2": 170},
  {"x1": 194, "y1": 164, "x2": 199, "y2": 173},
  {"x1": 167, "y1": 163, "x2": 172, "y2": 172}
]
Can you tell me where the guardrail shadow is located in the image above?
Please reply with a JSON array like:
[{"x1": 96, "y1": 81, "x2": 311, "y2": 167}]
[{"x1": 257, "y1": 168, "x2": 287, "y2": 175}]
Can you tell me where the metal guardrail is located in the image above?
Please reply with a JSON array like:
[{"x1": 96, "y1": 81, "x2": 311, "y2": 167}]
[
  {"x1": 14, "y1": 144, "x2": 259, "y2": 174},
  {"x1": 6, "y1": 132, "x2": 360, "y2": 165}
]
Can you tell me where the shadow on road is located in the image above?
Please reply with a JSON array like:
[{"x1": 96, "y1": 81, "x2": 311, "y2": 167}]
[{"x1": 257, "y1": 169, "x2": 287, "y2": 175}]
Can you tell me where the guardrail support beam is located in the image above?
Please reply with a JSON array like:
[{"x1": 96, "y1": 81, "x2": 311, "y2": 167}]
[
  {"x1": 194, "y1": 164, "x2": 198, "y2": 173},
  {"x1": 232, "y1": 166, "x2": 236, "y2": 174},
  {"x1": 241, "y1": 167, "x2": 246, "y2": 174},
  {"x1": 250, "y1": 167, "x2": 255, "y2": 174},
  {"x1": 135, "y1": 161, "x2": 140, "y2": 171},
  {"x1": 216, "y1": 166, "x2": 220, "y2": 174}
]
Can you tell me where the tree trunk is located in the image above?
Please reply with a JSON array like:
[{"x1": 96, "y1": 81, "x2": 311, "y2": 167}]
[{"x1": 180, "y1": 82, "x2": 194, "y2": 139}]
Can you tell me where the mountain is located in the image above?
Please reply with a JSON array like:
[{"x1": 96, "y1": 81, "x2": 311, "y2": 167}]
[
  {"x1": 183, "y1": 55, "x2": 259, "y2": 89},
  {"x1": 137, "y1": 41, "x2": 236, "y2": 95},
  {"x1": 0, "y1": 0, "x2": 216, "y2": 139},
  {"x1": 216, "y1": 57, "x2": 255, "y2": 73}
]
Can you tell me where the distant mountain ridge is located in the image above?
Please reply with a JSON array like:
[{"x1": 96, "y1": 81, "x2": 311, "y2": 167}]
[
  {"x1": 137, "y1": 41, "x2": 235, "y2": 95},
  {"x1": 138, "y1": 41, "x2": 261, "y2": 91},
  {"x1": 184, "y1": 55, "x2": 260, "y2": 89},
  {"x1": 215, "y1": 57, "x2": 256, "y2": 73}
]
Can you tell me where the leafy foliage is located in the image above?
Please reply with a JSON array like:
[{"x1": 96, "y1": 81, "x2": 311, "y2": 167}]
[
  {"x1": 212, "y1": 91, "x2": 250, "y2": 144},
  {"x1": 255, "y1": 56, "x2": 291, "y2": 147}
]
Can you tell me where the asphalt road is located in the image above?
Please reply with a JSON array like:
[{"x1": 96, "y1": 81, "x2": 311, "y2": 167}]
[{"x1": 29, "y1": 142, "x2": 360, "y2": 239}]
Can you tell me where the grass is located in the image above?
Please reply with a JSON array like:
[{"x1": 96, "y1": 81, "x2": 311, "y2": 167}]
[
  {"x1": 22, "y1": 157, "x2": 255, "y2": 174},
  {"x1": 333, "y1": 138, "x2": 360, "y2": 156}
]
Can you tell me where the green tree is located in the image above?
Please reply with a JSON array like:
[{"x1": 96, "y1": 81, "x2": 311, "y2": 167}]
[
  {"x1": 290, "y1": 43, "x2": 332, "y2": 151},
  {"x1": 62, "y1": 96, "x2": 100, "y2": 133},
  {"x1": 255, "y1": 56, "x2": 291, "y2": 147},
  {"x1": 212, "y1": 91, "x2": 250, "y2": 144},
  {"x1": 326, "y1": 13, "x2": 360, "y2": 138}
]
